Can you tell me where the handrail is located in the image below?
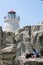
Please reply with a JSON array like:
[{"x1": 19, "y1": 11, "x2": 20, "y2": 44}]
[{"x1": 4, "y1": 15, "x2": 20, "y2": 20}]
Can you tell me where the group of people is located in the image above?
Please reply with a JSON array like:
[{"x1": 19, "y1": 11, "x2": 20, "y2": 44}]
[{"x1": 26, "y1": 48, "x2": 40, "y2": 58}]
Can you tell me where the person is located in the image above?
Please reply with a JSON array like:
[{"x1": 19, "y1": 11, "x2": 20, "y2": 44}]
[
  {"x1": 32, "y1": 48, "x2": 40, "y2": 58},
  {"x1": 25, "y1": 51, "x2": 34, "y2": 58},
  {"x1": 26, "y1": 53, "x2": 33, "y2": 58},
  {"x1": 25, "y1": 48, "x2": 40, "y2": 59}
]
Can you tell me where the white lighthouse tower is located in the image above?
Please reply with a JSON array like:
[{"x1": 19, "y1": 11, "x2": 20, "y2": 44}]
[{"x1": 3, "y1": 10, "x2": 20, "y2": 32}]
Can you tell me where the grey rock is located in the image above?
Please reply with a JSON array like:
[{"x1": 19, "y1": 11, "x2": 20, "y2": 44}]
[{"x1": 0, "y1": 22, "x2": 43, "y2": 65}]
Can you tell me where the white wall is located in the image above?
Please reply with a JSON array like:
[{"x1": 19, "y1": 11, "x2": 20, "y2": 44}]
[{"x1": 3, "y1": 19, "x2": 19, "y2": 32}]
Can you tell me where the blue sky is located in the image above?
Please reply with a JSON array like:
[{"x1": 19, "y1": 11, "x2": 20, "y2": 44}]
[{"x1": 0, "y1": 0, "x2": 43, "y2": 29}]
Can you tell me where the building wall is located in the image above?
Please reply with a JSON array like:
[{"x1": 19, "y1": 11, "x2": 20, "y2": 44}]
[{"x1": 4, "y1": 19, "x2": 19, "y2": 32}]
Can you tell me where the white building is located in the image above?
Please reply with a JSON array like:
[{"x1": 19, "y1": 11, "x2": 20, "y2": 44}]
[{"x1": 3, "y1": 10, "x2": 20, "y2": 32}]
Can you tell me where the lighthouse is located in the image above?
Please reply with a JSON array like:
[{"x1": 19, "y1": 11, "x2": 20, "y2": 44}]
[{"x1": 3, "y1": 10, "x2": 20, "y2": 32}]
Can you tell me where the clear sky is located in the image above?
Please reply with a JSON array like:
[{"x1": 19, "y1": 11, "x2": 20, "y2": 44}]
[{"x1": 0, "y1": 0, "x2": 43, "y2": 29}]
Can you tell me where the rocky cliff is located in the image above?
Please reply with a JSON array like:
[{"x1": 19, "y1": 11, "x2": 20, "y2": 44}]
[{"x1": 0, "y1": 24, "x2": 43, "y2": 65}]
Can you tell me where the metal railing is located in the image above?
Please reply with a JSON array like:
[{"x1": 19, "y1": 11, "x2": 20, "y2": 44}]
[{"x1": 4, "y1": 15, "x2": 20, "y2": 20}]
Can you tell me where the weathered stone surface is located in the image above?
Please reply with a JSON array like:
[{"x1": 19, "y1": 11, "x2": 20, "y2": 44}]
[
  {"x1": 1, "y1": 44, "x2": 17, "y2": 65},
  {"x1": 15, "y1": 57, "x2": 43, "y2": 65},
  {"x1": 0, "y1": 23, "x2": 43, "y2": 65}
]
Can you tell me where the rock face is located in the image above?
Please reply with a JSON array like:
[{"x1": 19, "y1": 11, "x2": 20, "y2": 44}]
[{"x1": 0, "y1": 23, "x2": 43, "y2": 65}]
